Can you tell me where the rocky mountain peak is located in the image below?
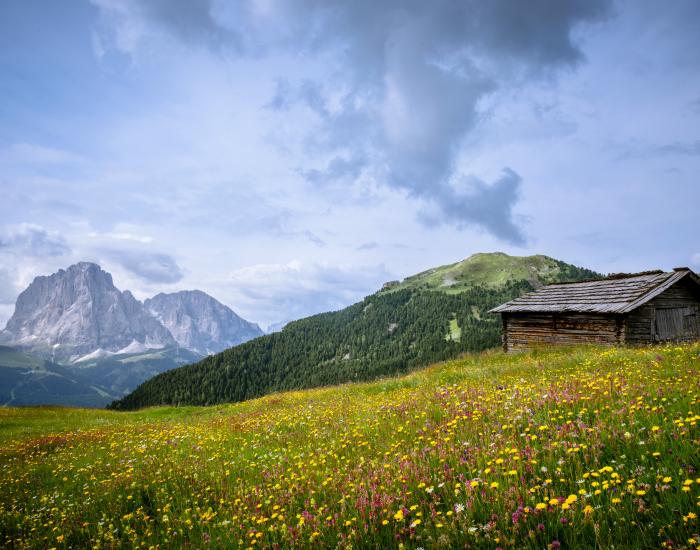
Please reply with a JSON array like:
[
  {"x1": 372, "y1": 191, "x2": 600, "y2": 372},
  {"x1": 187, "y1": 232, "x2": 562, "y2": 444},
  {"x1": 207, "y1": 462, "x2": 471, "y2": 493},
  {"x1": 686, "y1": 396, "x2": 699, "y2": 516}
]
[
  {"x1": 145, "y1": 290, "x2": 263, "y2": 355},
  {"x1": 0, "y1": 262, "x2": 175, "y2": 361}
]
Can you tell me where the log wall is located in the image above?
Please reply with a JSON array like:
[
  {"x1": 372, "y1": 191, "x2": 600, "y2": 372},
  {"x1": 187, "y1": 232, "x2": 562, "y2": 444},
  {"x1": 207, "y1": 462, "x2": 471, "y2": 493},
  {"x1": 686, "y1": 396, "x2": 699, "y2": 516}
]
[{"x1": 502, "y1": 312, "x2": 622, "y2": 352}]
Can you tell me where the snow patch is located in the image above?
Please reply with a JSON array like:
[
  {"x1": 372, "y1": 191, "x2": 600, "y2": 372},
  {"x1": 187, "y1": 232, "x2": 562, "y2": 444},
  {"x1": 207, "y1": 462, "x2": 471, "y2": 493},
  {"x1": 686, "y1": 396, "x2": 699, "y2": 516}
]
[{"x1": 75, "y1": 348, "x2": 115, "y2": 362}]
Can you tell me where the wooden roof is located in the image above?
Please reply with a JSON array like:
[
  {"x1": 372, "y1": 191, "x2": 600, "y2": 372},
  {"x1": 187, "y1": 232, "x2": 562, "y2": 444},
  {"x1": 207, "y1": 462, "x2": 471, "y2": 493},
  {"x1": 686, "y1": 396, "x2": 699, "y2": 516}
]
[{"x1": 490, "y1": 268, "x2": 700, "y2": 314}]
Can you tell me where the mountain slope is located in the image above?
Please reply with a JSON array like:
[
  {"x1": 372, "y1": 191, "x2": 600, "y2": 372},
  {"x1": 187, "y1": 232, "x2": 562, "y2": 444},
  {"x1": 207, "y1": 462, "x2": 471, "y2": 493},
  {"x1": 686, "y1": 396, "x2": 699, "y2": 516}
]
[
  {"x1": 380, "y1": 252, "x2": 589, "y2": 293},
  {"x1": 111, "y1": 253, "x2": 599, "y2": 409},
  {"x1": 0, "y1": 262, "x2": 175, "y2": 361},
  {"x1": 0, "y1": 346, "x2": 118, "y2": 407},
  {"x1": 145, "y1": 290, "x2": 263, "y2": 355}
]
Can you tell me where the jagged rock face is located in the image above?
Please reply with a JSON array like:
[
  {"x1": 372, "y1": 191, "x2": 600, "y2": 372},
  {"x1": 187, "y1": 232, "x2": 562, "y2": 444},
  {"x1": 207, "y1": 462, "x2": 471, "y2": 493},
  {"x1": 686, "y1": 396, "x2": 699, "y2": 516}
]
[
  {"x1": 145, "y1": 290, "x2": 263, "y2": 355},
  {"x1": 0, "y1": 263, "x2": 175, "y2": 360}
]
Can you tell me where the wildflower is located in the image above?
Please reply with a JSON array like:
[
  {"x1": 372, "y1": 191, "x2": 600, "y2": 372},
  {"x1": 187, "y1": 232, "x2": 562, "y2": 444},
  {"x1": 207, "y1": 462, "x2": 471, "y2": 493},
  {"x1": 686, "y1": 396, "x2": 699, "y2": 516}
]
[{"x1": 394, "y1": 509, "x2": 404, "y2": 522}]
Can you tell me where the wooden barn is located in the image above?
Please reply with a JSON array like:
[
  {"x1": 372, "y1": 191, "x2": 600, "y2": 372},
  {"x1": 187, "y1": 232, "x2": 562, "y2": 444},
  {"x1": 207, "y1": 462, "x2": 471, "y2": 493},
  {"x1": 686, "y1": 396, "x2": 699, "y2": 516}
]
[{"x1": 490, "y1": 268, "x2": 700, "y2": 352}]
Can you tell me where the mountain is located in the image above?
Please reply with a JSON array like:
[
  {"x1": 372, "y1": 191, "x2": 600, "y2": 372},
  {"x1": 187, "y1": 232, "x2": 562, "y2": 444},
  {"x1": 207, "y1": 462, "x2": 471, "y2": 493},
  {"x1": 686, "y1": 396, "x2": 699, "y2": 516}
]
[
  {"x1": 0, "y1": 262, "x2": 262, "y2": 407},
  {"x1": 0, "y1": 262, "x2": 175, "y2": 362},
  {"x1": 145, "y1": 290, "x2": 263, "y2": 355},
  {"x1": 111, "y1": 253, "x2": 600, "y2": 410}
]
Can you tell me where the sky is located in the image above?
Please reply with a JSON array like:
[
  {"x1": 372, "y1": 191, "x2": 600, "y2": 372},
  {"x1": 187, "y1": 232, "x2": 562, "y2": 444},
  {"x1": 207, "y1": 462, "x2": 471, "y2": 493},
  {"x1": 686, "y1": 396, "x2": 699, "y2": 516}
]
[{"x1": 0, "y1": 0, "x2": 699, "y2": 331}]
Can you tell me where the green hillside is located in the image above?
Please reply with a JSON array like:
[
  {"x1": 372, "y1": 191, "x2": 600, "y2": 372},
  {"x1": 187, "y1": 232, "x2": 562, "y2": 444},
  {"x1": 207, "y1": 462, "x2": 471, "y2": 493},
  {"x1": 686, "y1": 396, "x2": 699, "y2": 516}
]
[
  {"x1": 0, "y1": 346, "x2": 202, "y2": 408},
  {"x1": 111, "y1": 253, "x2": 598, "y2": 410},
  {"x1": 2, "y1": 344, "x2": 699, "y2": 549},
  {"x1": 381, "y1": 252, "x2": 592, "y2": 294},
  {"x1": 0, "y1": 346, "x2": 118, "y2": 408}
]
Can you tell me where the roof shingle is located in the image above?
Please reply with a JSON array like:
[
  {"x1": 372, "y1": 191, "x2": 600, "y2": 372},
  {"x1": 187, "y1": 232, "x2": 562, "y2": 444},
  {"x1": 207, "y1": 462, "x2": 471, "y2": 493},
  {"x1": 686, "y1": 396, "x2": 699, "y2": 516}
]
[{"x1": 490, "y1": 269, "x2": 700, "y2": 314}]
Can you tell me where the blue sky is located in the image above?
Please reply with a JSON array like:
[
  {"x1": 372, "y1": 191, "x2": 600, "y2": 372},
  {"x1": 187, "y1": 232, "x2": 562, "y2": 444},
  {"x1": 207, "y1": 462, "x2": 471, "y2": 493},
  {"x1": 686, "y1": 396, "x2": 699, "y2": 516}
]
[{"x1": 1, "y1": 0, "x2": 699, "y2": 330}]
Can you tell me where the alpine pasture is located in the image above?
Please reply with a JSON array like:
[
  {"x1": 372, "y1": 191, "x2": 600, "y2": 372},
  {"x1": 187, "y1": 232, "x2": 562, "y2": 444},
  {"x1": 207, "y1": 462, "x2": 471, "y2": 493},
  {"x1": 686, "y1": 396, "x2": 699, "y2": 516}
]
[{"x1": 1, "y1": 344, "x2": 699, "y2": 549}]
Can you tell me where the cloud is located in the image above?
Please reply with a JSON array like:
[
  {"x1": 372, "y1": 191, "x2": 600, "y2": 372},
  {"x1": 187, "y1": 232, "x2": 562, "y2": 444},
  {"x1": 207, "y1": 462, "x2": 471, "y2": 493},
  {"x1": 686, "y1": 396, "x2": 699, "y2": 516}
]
[
  {"x1": 88, "y1": 231, "x2": 153, "y2": 244},
  {"x1": 357, "y1": 241, "x2": 379, "y2": 251},
  {"x1": 418, "y1": 169, "x2": 525, "y2": 244},
  {"x1": 91, "y1": 0, "x2": 611, "y2": 244},
  {"x1": 0, "y1": 269, "x2": 18, "y2": 305},
  {"x1": 227, "y1": 260, "x2": 393, "y2": 325},
  {"x1": 0, "y1": 224, "x2": 71, "y2": 257},
  {"x1": 106, "y1": 250, "x2": 184, "y2": 284},
  {"x1": 615, "y1": 139, "x2": 700, "y2": 160}
]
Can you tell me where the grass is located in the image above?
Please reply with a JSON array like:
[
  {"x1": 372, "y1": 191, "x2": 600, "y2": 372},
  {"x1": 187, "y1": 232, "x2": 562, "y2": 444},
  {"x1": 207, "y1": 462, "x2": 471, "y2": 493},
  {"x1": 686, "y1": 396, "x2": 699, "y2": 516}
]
[
  {"x1": 445, "y1": 318, "x2": 461, "y2": 342},
  {"x1": 1, "y1": 344, "x2": 699, "y2": 549},
  {"x1": 382, "y1": 252, "x2": 567, "y2": 295}
]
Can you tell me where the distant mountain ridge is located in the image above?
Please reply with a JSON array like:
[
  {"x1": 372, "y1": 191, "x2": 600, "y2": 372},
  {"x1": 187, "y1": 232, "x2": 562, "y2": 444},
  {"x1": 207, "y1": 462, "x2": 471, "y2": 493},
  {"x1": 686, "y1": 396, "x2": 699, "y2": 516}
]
[
  {"x1": 112, "y1": 252, "x2": 600, "y2": 410},
  {"x1": 145, "y1": 290, "x2": 263, "y2": 356},
  {"x1": 0, "y1": 262, "x2": 262, "y2": 362}
]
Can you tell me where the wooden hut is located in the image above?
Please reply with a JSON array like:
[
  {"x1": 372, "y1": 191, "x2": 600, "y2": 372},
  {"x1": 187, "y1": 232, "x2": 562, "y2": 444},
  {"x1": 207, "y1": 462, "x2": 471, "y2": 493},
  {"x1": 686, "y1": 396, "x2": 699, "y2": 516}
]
[{"x1": 490, "y1": 268, "x2": 700, "y2": 352}]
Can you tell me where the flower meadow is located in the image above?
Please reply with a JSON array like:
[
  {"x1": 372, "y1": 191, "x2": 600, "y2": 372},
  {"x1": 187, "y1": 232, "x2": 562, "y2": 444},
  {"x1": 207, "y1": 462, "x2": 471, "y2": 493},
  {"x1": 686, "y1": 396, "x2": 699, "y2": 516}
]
[{"x1": 1, "y1": 344, "x2": 699, "y2": 549}]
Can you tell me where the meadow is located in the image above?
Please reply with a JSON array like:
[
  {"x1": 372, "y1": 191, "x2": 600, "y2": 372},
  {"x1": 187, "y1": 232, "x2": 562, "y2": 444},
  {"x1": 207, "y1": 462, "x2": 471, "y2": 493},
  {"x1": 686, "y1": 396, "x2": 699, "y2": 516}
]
[{"x1": 1, "y1": 344, "x2": 699, "y2": 549}]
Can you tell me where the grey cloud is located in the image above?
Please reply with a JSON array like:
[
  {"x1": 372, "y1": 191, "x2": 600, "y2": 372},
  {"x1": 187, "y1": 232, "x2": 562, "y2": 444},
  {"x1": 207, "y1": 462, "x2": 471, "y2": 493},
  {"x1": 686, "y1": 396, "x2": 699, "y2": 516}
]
[
  {"x1": 0, "y1": 224, "x2": 71, "y2": 257},
  {"x1": 301, "y1": 155, "x2": 365, "y2": 187},
  {"x1": 615, "y1": 140, "x2": 700, "y2": 160},
  {"x1": 357, "y1": 242, "x2": 378, "y2": 251},
  {"x1": 303, "y1": 231, "x2": 326, "y2": 248},
  {"x1": 107, "y1": 250, "x2": 184, "y2": 284},
  {"x1": 419, "y1": 169, "x2": 525, "y2": 244},
  {"x1": 94, "y1": 0, "x2": 611, "y2": 244}
]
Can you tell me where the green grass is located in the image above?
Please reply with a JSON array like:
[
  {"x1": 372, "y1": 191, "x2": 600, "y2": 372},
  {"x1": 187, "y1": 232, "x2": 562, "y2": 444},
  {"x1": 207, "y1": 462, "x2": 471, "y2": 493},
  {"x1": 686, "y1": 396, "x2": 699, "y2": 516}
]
[
  {"x1": 445, "y1": 318, "x2": 461, "y2": 342},
  {"x1": 1, "y1": 344, "x2": 699, "y2": 549},
  {"x1": 382, "y1": 252, "x2": 593, "y2": 295}
]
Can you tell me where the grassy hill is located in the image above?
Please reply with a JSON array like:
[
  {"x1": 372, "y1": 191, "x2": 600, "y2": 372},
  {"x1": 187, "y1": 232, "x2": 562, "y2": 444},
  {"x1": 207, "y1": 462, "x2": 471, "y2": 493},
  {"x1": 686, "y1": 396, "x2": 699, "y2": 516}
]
[
  {"x1": 381, "y1": 252, "x2": 592, "y2": 294},
  {"x1": 111, "y1": 253, "x2": 598, "y2": 410},
  {"x1": 1, "y1": 344, "x2": 699, "y2": 548}
]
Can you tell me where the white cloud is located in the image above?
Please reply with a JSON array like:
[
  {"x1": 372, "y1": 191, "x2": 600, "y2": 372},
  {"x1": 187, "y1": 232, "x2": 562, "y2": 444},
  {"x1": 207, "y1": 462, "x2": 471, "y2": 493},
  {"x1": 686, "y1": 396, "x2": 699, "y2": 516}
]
[{"x1": 225, "y1": 260, "x2": 393, "y2": 327}]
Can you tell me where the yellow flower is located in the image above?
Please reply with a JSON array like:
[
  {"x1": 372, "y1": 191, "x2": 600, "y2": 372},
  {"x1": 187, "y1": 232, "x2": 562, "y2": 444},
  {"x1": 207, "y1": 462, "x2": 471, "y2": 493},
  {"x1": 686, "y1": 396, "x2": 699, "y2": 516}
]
[
  {"x1": 663, "y1": 477, "x2": 672, "y2": 483},
  {"x1": 535, "y1": 503, "x2": 547, "y2": 510},
  {"x1": 583, "y1": 505, "x2": 594, "y2": 515},
  {"x1": 636, "y1": 490, "x2": 646, "y2": 496},
  {"x1": 394, "y1": 509, "x2": 404, "y2": 521},
  {"x1": 490, "y1": 482, "x2": 499, "y2": 489}
]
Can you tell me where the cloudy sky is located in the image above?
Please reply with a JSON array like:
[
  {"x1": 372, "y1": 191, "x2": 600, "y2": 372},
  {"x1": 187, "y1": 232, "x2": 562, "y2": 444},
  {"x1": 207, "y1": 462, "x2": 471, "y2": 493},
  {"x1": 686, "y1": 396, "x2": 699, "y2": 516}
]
[{"x1": 1, "y1": 0, "x2": 698, "y2": 330}]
